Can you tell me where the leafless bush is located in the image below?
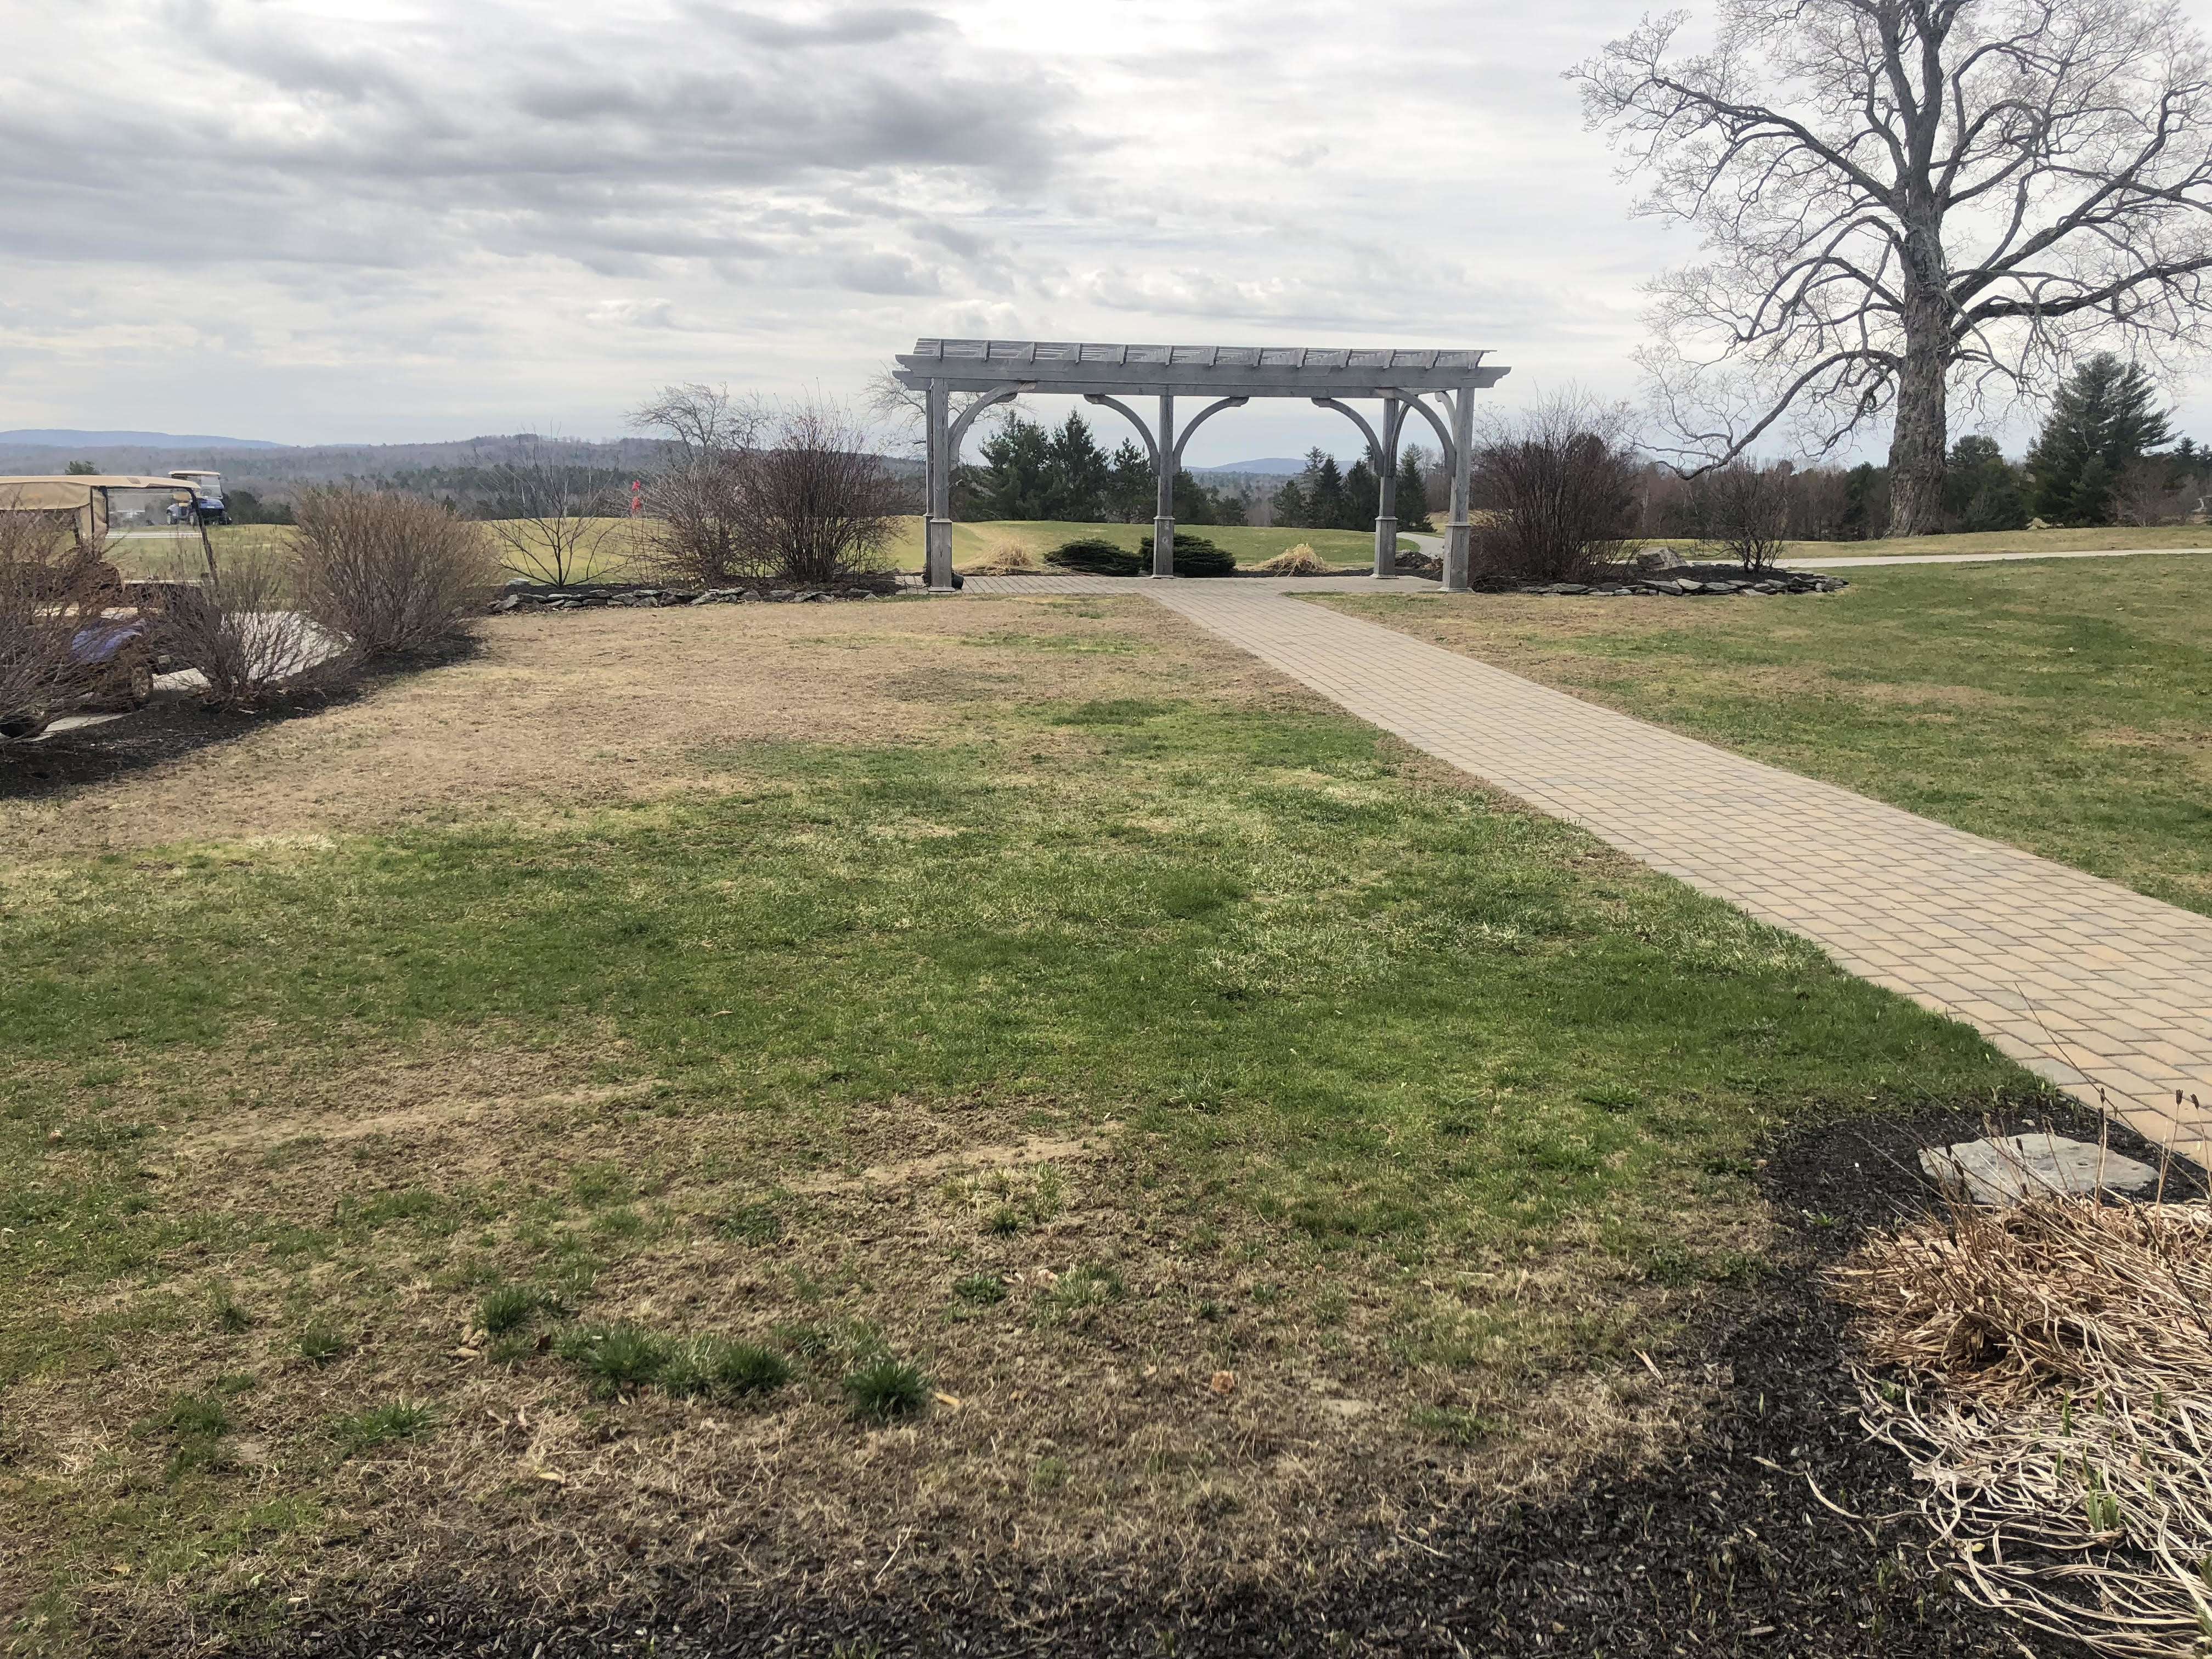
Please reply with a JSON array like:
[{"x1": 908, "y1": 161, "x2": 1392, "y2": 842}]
[
  {"x1": 2112, "y1": 459, "x2": 2192, "y2": 528},
  {"x1": 1470, "y1": 393, "x2": 1640, "y2": 583},
  {"x1": 1835, "y1": 1139, "x2": 2212, "y2": 1658},
  {"x1": 483, "y1": 439, "x2": 615, "y2": 585},
  {"x1": 162, "y1": 553, "x2": 328, "y2": 710},
  {"x1": 294, "y1": 488, "x2": 498, "y2": 656},
  {"x1": 0, "y1": 513, "x2": 113, "y2": 741},
  {"x1": 1688, "y1": 461, "x2": 1792, "y2": 571},
  {"x1": 633, "y1": 391, "x2": 900, "y2": 587},
  {"x1": 749, "y1": 401, "x2": 903, "y2": 585}
]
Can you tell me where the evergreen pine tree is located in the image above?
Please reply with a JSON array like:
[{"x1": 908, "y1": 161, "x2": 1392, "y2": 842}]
[
  {"x1": 1269, "y1": 477, "x2": 1308, "y2": 527},
  {"x1": 1105, "y1": 439, "x2": 1152, "y2": 523},
  {"x1": 1171, "y1": 470, "x2": 1218, "y2": 524},
  {"x1": 1045, "y1": 412, "x2": 1111, "y2": 521},
  {"x1": 1942, "y1": 435, "x2": 2026, "y2": 532},
  {"x1": 2025, "y1": 354, "x2": 2172, "y2": 525},
  {"x1": 1396, "y1": 446, "x2": 1432, "y2": 530},
  {"x1": 1305, "y1": 452, "x2": 1346, "y2": 530},
  {"x1": 1343, "y1": 460, "x2": 1379, "y2": 531},
  {"x1": 975, "y1": 415, "x2": 1056, "y2": 520}
]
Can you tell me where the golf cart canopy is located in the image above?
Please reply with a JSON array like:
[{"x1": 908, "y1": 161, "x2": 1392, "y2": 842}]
[{"x1": 0, "y1": 476, "x2": 195, "y2": 542}]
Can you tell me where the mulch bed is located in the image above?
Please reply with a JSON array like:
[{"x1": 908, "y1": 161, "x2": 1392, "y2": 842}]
[{"x1": 264, "y1": 1102, "x2": 2175, "y2": 1658}]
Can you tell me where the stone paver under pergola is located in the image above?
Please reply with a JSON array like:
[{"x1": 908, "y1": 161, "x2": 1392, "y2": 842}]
[
  {"x1": 893, "y1": 338, "x2": 1509, "y2": 594},
  {"x1": 952, "y1": 573, "x2": 2212, "y2": 1157}
]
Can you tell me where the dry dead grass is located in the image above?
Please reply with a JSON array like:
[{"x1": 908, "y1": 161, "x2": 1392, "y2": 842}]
[
  {"x1": 1837, "y1": 1183, "x2": 2212, "y2": 1657},
  {"x1": 0, "y1": 597, "x2": 1289, "y2": 857}
]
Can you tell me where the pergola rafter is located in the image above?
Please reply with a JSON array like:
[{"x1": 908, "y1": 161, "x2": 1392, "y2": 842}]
[{"x1": 892, "y1": 339, "x2": 1510, "y2": 590}]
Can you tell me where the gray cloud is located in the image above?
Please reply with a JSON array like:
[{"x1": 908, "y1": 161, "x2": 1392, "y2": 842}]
[{"x1": 10, "y1": 0, "x2": 2195, "y2": 453}]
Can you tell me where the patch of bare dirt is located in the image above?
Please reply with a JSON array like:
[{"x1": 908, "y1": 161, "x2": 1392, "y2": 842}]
[{"x1": 0, "y1": 599, "x2": 1290, "y2": 857}]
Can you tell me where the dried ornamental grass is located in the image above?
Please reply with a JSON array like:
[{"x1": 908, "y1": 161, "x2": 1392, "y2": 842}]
[
  {"x1": 962, "y1": 538, "x2": 1040, "y2": 575},
  {"x1": 1836, "y1": 1171, "x2": 2212, "y2": 1657},
  {"x1": 1252, "y1": 544, "x2": 1330, "y2": 575}
]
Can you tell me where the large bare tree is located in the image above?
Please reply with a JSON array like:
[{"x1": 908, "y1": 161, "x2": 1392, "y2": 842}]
[{"x1": 1575, "y1": 0, "x2": 2212, "y2": 534}]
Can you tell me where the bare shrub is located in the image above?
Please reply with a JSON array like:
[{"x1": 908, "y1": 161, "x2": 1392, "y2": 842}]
[
  {"x1": 1688, "y1": 461, "x2": 1792, "y2": 571},
  {"x1": 482, "y1": 439, "x2": 616, "y2": 586},
  {"x1": 2112, "y1": 458, "x2": 2192, "y2": 528},
  {"x1": 162, "y1": 553, "x2": 327, "y2": 710},
  {"x1": 0, "y1": 513, "x2": 114, "y2": 741},
  {"x1": 294, "y1": 488, "x2": 498, "y2": 656},
  {"x1": 634, "y1": 391, "x2": 900, "y2": 588},
  {"x1": 1836, "y1": 1158, "x2": 2212, "y2": 1657},
  {"x1": 1470, "y1": 393, "x2": 1640, "y2": 583}
]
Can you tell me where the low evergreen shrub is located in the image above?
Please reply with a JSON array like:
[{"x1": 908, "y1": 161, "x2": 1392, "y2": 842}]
[
  {"x1": 1046, "y1": 537, "x2": 1141, "y2": 577},
  {"x1": 1135, "y1": 534, "x2": 1235, "y2": 577}
]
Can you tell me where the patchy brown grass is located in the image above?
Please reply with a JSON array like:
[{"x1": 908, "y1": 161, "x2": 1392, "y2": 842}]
[
  {"x1": 5, "y1": 1031, "x2": 1716, "y2": 1652},
  {"x1": 0, "y1": 596, "x2": 1285, "y2": 857}
]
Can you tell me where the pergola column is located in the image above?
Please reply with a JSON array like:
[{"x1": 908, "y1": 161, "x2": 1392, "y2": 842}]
[
  {"x1": 924, "y1": 380, "x2": 955, "y2": 594},
  {"x1": 1374, "y1": 396, "x2": 1403, "y2": 578},
  {"x1": 1443, "y1": 385, "x2": 1475, "y2": 593},
  {"x1": 1153, "y1": 392, "x2": 1177, "y2": 578}
]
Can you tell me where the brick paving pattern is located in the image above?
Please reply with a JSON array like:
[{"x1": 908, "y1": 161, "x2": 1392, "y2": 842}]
[{"x1": 1105, "y1": 579, "x2": 2211, "y2": 1155}]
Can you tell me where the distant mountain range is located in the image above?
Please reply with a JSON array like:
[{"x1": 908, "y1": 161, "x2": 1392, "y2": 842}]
[
  {"x1": 1190, "y1": 457, "x2": 1308, "y2": 476},
  {"x1": 0, "y1": 429, "x2": 286, "y2": 450}
]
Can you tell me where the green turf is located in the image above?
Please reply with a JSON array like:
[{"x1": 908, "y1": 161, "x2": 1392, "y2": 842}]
[
  {"x1": 0, "y1": 636, "x2": 2051, "y2": 1640},
  {"x1": 884, "y1": 518, "x2": 1401, "y2": 571},
  {"x1": 1322, "y1": 554, "x2": 2212, "y2": 916}
]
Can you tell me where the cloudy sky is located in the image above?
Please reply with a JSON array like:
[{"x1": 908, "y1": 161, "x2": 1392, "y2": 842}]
[{"x1": 4, "y1": 0, "x2": 2209, "y2": 462}]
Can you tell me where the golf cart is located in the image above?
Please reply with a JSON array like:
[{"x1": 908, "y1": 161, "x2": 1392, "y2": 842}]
[
  {"x1": 0, "y1": 475, "x2": 192, "y2": 740},
  {"x1": 167, "y1": 470, "x2": 228, "y2": 526}
]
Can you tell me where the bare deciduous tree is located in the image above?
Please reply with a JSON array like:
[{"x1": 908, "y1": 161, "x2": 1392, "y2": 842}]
[
  {"x1": 482, "y1": 437, "x2": 614, "y2": 587},
  {"x1": 1689, "y1": 460, "x2": 1793, "y2": 570},
  {"x1": 1575, "y1": 0, "x2": 2212, "y2": 535},
  {"x1": 1470, "y1": 391, "x2": 1641, "y2": 582},
  {"x1": 631, "y1": 383, "x2": 752, "y2": 461}
]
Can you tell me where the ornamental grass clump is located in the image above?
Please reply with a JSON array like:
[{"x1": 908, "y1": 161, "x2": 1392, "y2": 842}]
[
  {"x1": 1835, "y1": 1139, "x2": 2212, "y2": 1658},
  {"x1": 962, "y1": 538, "x2": 1039, "y2": 575},
  {"x1": 1252, "y1": 543, "x2": 1329, "y2": 575}
]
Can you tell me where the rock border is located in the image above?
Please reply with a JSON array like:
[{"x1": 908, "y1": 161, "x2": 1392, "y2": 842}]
[
  {"x1": 491, "y1": 577, "x2": 898, "y2": 613},
  {"x1": 1516, "y1": 572, "x2": 1848, "y2": 598}
]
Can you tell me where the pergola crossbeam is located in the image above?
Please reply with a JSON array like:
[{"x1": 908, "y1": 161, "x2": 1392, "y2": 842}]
[{"x1": 895, "y1": 338, "x2": 1510, "y2": 590}]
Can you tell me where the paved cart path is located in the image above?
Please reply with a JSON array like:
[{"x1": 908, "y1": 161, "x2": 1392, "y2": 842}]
[{"x1": 1013, "y1": 575, "x2": 2210, "y2": 1155}]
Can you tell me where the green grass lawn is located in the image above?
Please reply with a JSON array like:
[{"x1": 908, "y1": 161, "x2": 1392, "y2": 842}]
[
  {"x1": 1321, "y1": 554, "x2": 2212, "y2": 916},
  {"x1": 887, "y1": 517, "x2": 1398, "y2": 572},
  {"x1": 0, "y1": 596, "x2": 2044, "y2": 1647}
]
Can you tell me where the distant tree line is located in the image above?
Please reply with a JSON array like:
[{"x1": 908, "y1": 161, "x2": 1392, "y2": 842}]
[{"x1": 1632, "y1": 354, "x2": 2204, "y2": 539}]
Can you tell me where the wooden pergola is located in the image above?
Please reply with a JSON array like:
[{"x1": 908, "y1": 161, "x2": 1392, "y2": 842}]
[{"x1": 892, "y1": 339, "x2": 1510, "y2": 592}]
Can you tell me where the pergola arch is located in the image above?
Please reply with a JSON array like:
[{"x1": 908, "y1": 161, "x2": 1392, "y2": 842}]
[{"x1": 895, "y1": 339, "x2": 1508, "y2": 590}]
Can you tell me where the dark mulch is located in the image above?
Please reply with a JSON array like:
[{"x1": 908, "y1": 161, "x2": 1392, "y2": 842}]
[
  {"x1": 0, "y1": 644, "x2": 478, "y2": 802},
  {"x1": 257, "y1": 1103, "x2": 2176, "y2": 1659}
]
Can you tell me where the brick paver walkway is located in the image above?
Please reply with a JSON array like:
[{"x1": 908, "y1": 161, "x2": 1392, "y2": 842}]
[{"x1": 1115, "y1": 581, "x2": 2212, "y2": 1156}]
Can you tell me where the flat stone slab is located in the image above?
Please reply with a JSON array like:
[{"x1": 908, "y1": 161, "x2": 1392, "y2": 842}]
[{"x1": 1918, "y1": 1133, "x2": 2160, "y2": 1205}]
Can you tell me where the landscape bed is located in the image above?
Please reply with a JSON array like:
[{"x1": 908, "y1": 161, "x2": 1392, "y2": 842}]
[{"x1": 0, "y1": 594, "x2": 2090, "y2": 1655}]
